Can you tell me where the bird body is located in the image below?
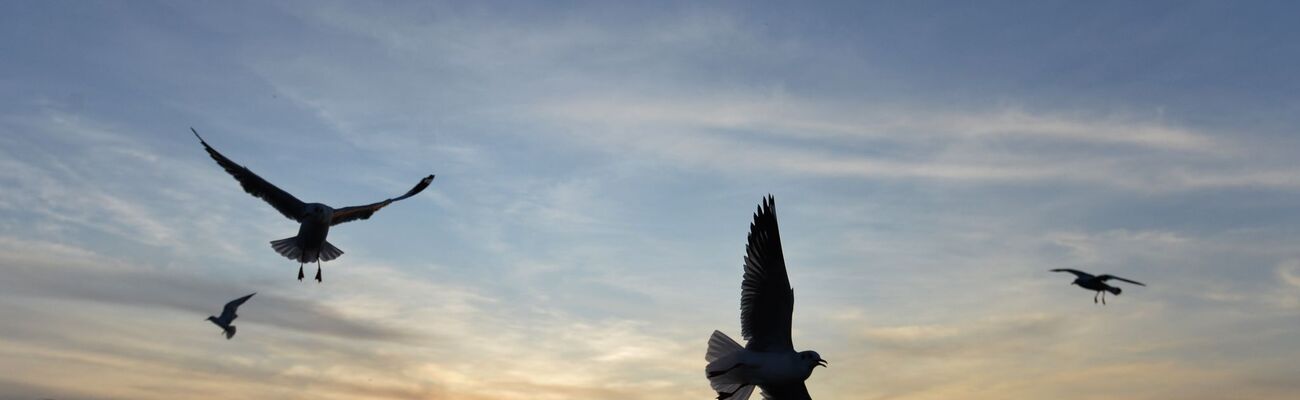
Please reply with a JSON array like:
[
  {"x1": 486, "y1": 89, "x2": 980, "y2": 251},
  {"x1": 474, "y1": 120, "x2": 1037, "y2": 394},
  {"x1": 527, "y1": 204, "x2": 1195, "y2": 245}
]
[
  {"x1": 1073, "y1": 277, "x2": 1122, "y2": 295},
  {"x1": 192, "y1": 128, "x2": 434, "y2": 281},
  {"x1": 709, "y1": 341, "x2": 820, "y2": 386},
  {"x1": 1050, "y1": 268, "x2": 1145, "y2": 305},
  {"x1": 270, "y1": 204, "x2": 340, "y2": 268},
  {"x1": 207, "y1": 292, "x2": 255, "y2": 340},
  {"x1": 706, "y1": 196, "x2": 825, "y2": 400}
]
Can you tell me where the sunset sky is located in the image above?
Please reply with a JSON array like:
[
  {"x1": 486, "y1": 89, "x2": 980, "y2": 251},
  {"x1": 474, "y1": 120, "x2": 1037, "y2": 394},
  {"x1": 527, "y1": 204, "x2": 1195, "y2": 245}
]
[{"x1": 3, "y1": 1, "x2": 1300, "y2": 399}]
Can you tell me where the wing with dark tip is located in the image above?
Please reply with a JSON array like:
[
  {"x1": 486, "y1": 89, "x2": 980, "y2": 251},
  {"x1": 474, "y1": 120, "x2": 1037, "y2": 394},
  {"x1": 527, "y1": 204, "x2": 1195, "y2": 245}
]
[
  {"x1": 330, "y1": 175, "x2": 435, "y2": 226},
  {"x1": 740, "y1": 195, "x2": 795, "y2": 352},
  {"x1": 219, "y1": 292, "x2": 256, "y2": 321},
  {"x1": 760, "y1": 382, "x2": 812, "y2": 400},
  {"x1": 192, "y1": 128, "x2": 307, "y2": 221},
  {"x1": 1050, "y1": 268, "x2": 1093, "y2": 279},
  {"x1": 1098, "y1": 274, "x2": 1146, "y2": 286}
]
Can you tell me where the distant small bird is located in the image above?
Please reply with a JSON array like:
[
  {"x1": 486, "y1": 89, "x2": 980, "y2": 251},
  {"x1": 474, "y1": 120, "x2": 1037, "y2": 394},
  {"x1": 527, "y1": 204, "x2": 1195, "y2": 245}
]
[
  {"x1": 192, "y1": 128, "x2": 434, "y2": 282},
  {"x1": 1051, "y1": 268, "x2": 1146, "y2": 305},
  {"x1": 706, "y1": 196, "x2": 827, "y2": 400},
  {"x1": 206, "y1": 292, "x2": 255, "y2": 339}
]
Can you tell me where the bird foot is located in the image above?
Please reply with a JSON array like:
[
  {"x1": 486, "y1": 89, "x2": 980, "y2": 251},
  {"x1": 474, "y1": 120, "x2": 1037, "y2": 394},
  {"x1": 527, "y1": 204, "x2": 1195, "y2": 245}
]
[
  {"x1": 315, "y1": 268, "x2": 322, "y2": 283},
  {"x1": 298, "y1": 265, "x2": 305, "y2": 281}
]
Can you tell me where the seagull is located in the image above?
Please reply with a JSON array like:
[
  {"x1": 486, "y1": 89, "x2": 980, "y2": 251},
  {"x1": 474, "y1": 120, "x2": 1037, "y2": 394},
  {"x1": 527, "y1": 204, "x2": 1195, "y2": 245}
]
[
  {"x1": 206, "y1": 292, "x2": 255, "y2": 340},
  {"x1": 1050, "y1": 268, "x2": 1146, "y2": 305},
  {"x1": 706, "y1": 196, "x2": 827, "y2": 400},
  {"x1": 192, "y1": 128, "x2": 435, "y2": 282}
]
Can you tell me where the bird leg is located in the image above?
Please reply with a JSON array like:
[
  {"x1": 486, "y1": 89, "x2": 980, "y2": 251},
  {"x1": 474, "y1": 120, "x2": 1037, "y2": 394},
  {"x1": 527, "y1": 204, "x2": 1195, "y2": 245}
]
[
  {"x1": 298, "y1": 263, "x2": 304, "y2": 281},
  {"x1": 1094, "y1": 291, "x2": 1099, "y2": 303},
  {"x1": 315, "y1": 260, "x2": 322, "y2": 283},
  {"x1": 1102, "y1": 291, "x2": 1107, "y2": 305}
]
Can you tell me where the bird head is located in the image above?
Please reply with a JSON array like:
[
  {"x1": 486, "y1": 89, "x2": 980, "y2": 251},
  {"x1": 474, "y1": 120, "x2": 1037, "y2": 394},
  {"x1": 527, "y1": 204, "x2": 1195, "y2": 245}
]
[
  {"x1": 799, "y1": 350, "x2": 828, "y2": 372},
  {"x1": 1109, "y1": 286, "x2": 1122, "y2": 295},
  {"x1": 205, "y1": 316, "x2": 217, "y2": 322}
]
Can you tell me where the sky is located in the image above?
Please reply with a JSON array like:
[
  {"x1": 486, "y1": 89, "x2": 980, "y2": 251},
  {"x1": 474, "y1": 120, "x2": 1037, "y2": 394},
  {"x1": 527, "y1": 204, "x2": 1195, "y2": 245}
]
[{"x1": 2, "y1": 1, "x2": 1300, "y2": 399}]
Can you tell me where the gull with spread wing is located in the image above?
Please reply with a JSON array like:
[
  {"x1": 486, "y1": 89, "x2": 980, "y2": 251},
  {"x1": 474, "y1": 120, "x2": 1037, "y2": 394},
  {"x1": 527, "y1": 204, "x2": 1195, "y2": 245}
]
[
  {"x1": 1051, "y1": 268, "x2": 1146, "y2": 305},
  {"x1": 193, "y1": 128, "x2": 434, "y2": 282},
  {"x1": 706, "y1": 196, "x2": 827, "y2": 400},
  {"x1": 206, "y1": 292, "x2": 255, "y2": 340}
]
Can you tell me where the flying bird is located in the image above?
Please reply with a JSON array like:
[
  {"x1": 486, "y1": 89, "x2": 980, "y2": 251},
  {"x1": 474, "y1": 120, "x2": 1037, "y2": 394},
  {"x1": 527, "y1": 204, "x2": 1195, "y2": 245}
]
[
  {"x1": 706, "y1": 196, "x2": 827, "y2": 400},
  {"x1": 1050, "y1": 268, "x2": 1146, "y2": 305},
  {"x1": 192, "y1": 128, "x2": 435, "y2": 282},
  {"x1": 206, "y1": 292, "x2": 256, "y2": 339}
]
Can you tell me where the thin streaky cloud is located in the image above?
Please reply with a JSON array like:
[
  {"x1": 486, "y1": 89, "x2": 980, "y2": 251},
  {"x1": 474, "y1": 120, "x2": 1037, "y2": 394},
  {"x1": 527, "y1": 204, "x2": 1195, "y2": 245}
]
[{"x1": 4, "y1": 1, "x2": 1300, "y2": 399}]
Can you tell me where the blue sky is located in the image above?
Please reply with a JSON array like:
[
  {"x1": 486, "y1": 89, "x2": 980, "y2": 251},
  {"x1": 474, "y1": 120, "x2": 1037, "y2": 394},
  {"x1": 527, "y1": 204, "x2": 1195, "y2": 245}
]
[{"x1": 3, "y1": 1, "x2": 1300, "y2": 399}]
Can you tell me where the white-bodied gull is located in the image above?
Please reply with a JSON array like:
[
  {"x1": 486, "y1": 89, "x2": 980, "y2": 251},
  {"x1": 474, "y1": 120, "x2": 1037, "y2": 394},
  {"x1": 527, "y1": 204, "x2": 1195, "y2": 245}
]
[
  {"x1": 706, "y1": 196, "x2": 827, "y2": 400},
  {"x1": 1051, "y1": 268, "x2": 1146, "y2": 305},
  {"x1": 206, "y1": 292, "x2": 255, "y2": 339},
  {"x1": 193, "y1": 128, "x2": 435, "y2": 282}
]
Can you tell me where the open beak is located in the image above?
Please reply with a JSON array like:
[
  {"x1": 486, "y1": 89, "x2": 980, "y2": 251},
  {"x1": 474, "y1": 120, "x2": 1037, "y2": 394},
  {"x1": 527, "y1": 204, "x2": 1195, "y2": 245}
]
[{"x1": 816, "y1": 359, "x2": 828, "y2": 368}]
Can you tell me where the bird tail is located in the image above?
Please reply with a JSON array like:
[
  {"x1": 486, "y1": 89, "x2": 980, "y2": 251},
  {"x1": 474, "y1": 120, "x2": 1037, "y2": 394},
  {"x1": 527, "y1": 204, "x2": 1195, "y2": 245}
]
[
  {"x1": 1108, "y1": 286, "x2": 1122, "y2": 295},
  {"x1": 706, "y1": 330, "x2": 743, "y2": 362},
  {"x1": 715, "y1": 385, "x2": 754, "y2": 400},
  {"x1": 706, "y1": 330, "x2": 753, "y2": 400},
  {"x1": 270, "y1": 238, "x2": 344, "y2": 262},
  {"x1": 270, "y1": 237, "x2": 304, "y2": 261},
  {"x1": 224, "y1": 325, "x2": 236, "y2": 340},
  {"x1": 320, "y1": 240, "x2": 344, "y2": 262}
]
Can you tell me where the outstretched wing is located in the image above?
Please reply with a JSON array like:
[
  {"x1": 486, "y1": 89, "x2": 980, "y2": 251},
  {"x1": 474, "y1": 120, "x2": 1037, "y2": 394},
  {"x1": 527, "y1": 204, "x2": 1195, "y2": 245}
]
[
  {"x1": 329, "y1": 175, "x2": 435, "y2": 226},
  {"x1": 1098, "y1": 274, "x2": 1146, "y2": 286},
  {"x1": 193, "y1": 128, "x2": 307, "y2": 221},
  {"x1": 220, "y1": 292, "x2": 256, "y2": 321},
  {"x1": 760, "y1": 382, "x2": 812, "y2": 400},
  {"x1": 740, "y1": 195, "x2": 795, "y2": 352},
  {"x1": 1050, "y1": 268, "x2": 1092, "y2": 279}
]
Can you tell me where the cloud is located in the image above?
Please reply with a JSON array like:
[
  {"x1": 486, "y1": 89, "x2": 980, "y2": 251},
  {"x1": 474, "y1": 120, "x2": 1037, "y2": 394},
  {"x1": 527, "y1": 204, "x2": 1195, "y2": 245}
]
[
  {"x1": 859, "y1": 314, "x2": 1073, "y2": 359},
  {"x1": 232, "y1": 2, "x2": 1300, "y2": 196},
  {"x1": 0, "y1": 109, "x2": 290, "y2": 259},
  {"x1": 6, "y1": 3, "x2": 1300, "y2": 399},
  {"x1": 0, "y1": 236, "x2": 413, "y2": 343},
  {"x1": 531, "y1": 92, "x2": 1300, "y2": 192}
]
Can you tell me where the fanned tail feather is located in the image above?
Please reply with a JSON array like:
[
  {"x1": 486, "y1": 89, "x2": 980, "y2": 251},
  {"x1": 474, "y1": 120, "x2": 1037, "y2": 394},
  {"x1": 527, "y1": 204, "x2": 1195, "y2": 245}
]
[
  {"x1": 270, "y1": 238, "x2": 344, "y2": 263},
  {"x1": 271, "y1": 237, "x2": 303, "y2": 262},
  {"x1": 224, "y1": 325, "x2": 236, "y2": 340},
  {"x1": 320, "y1": 240, "x2": 344, "y2": 262},
  {"x1": 706, "y1": 331, "x2": 752, "y2": 400},
  {"x1": 707, "y1": 330, "x2": 743, "y2": 362},
  {"x1": 716, "y1": 385, "x2": 754, "y2": 400}
]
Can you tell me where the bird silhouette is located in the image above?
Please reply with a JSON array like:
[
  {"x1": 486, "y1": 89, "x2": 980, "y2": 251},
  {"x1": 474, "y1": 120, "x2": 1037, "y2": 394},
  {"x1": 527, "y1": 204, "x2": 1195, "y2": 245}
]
[
  {"x1": 206, "y1": 292, "x2": 255, "y2": 339},
  {"x1": 1051, "y1": 268, "x2": 1146, "y2": 305},
  {"x1": 706, "y1": 196, "x2": 826, "y2": 400},
  {"x1": 192, "y1": 128, "x2": 434, "y2": 282}
]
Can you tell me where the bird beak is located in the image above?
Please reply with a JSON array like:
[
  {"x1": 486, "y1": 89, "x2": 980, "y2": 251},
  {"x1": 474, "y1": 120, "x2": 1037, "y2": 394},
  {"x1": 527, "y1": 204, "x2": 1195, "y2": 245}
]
[{"x1": 816, "y1": 359, "x2": 828, "y2": 368}]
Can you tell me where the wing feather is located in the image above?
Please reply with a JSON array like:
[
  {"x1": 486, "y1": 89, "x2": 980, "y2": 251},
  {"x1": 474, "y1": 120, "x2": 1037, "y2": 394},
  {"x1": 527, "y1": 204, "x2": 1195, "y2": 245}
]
[
  {"x1": 760, "y1": 382, "x2": 812, "y2": 400},
  {"x1": 193, "y1": 128, "x2": 307, "y2": 221},
  {"x1": 219, "y1": 292, "x2": 256, "y2": 321},
  {"x1": 329, "y1": 175, "x2": 435, "y2": 226},
  {"x1": 1050, "y1": 268, "x2": 1092, "y2": 279},
  {"x1": 1098, "y1": 274, "x2": 1146, "y2": 286},
  {"x1": 740, "y1": 195, "x2": 795, "y2": 352}
]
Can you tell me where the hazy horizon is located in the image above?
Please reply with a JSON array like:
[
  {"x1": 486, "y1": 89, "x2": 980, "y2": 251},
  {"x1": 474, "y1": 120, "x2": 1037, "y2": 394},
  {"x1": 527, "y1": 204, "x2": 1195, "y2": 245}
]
[{"x1": 3, "y1": 1, "x2": 1300, "y2": 399}]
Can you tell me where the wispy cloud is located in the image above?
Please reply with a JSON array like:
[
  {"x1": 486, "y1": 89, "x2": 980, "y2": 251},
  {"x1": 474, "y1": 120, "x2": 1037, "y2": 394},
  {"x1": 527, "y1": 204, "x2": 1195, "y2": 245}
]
[{"x1": 6, "y1": 2, "x2": 1300, "y2": 399}]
